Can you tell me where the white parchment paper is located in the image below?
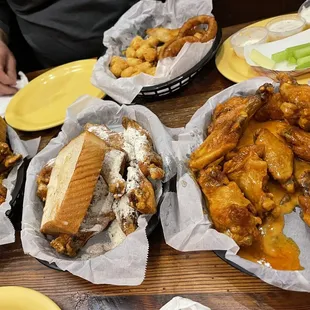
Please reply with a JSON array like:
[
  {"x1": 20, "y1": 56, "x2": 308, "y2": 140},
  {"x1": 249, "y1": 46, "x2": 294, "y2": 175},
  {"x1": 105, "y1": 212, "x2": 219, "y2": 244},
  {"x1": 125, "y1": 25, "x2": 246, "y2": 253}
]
[
  {"x1": 21, "y1": 95, "x2": 176, "y2": 285},
  {"x1": 92, "y1": 0, "x2": 215, "y2": 104},
  {"x1": 0, "y1": 127, "x2": 39, "y2": 245},
  {"x1": 161, "y1": 76, "x2": 310, "y2": 292},
  {"x1": 160, "y1": 297, "x2": 211, "y2": 310}
]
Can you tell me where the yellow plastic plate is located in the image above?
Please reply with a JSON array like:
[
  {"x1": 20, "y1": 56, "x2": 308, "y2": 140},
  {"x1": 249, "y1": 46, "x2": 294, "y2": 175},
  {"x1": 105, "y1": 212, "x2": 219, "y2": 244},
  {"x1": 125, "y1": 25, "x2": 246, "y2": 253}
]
[
  {"x1": 5, "y1": 59, "x2": 105, "y2": 131},
  {"x1": 215, "y1": 16, "x2": 310, "y2": 84},
  {"x1": 0, "y1": 286, "x2": 60, "y2": 310}
]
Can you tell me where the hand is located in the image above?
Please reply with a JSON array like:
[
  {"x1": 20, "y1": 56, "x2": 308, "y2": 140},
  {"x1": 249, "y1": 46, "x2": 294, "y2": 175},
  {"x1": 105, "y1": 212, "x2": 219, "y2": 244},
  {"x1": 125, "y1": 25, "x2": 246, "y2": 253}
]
[{"x1": 0, "y1": 40, "x2": 17, "y2": 95}]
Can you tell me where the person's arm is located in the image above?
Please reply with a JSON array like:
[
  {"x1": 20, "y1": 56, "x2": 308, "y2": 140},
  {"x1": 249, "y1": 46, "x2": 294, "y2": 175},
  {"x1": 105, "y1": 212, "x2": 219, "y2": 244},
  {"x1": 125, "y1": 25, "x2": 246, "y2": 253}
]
[{"x1": 0, "y1": 0, "x2": 17, "y2": 95}]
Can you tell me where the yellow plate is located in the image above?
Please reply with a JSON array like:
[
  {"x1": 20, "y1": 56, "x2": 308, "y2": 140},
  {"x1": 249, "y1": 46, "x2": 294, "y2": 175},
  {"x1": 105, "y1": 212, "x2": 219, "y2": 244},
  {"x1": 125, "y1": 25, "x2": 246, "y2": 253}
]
[
  {"x1": 215, "y1": 16, "x2": 310, "y2": 84},
  {"x1": 0, "y1": 286, "x2": 61, "y2": 310},
  {"x1": 5, "y1": 59, "x2": 105, "y2": 131}
]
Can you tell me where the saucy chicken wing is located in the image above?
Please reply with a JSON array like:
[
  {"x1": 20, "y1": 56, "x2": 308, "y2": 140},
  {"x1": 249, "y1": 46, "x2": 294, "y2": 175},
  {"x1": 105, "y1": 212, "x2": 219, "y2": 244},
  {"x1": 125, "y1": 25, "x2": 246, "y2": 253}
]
[
  {"x1": 255, "y1": 83, "x2": 285, "y2": 122},
  {"x1": 277, "y1": 73, "x2": 310, "y2": 131},
  {"x1": 224, "y1": 145, "x2": 278, "y2": 218},
  {"x1": 281, "y1": 126, "x2": 310, "y2": 162},
  {"x1": 189, "y1": 95, "x2": 263, "y2": 171},
  {"x1": 294, "y1": 159, "x2": 310, "y2": 226},
  {"x1": 197, "y1": 164, "x2": 261, "y2": 247},
  {"x1": 254, "y1": 128, "x2": 295, "y2": 193}
]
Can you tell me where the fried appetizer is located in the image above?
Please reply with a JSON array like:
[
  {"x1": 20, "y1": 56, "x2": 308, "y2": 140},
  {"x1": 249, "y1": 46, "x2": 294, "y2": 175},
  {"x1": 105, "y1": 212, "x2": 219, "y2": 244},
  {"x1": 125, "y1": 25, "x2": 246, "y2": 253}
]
[
  {"x1": 109, "y1": 56, "x2": 129, "y2": 78},
  {"x1": 36, "y1": 159, "x2": 55, "y2": 202},
  {"x1": 197, "y1": 164, "x2": 261, "y2": 247},
  {"x1": 126, "y1": 166, "x2": 156, "y2": 214},
  {"x1": 281, "y1": 126, "x2": 310, "y2": 162},
  {"x1": 189, "y1": 95, "x2": 264, "y2": 171},
  {"x1": 294, "y1": 159, "x2": 310, "y2": 226},
  {"x1": 255, "y1": 83, "x2": 285, "y2": 122},
  {"x1": 158, "y1": 36, "x2": 199, "y2": 59},
  {"x1": 254, "y1": 128, "x2": 295, "y2": 193},
  {"x1": 146, "y1": 27, "x2": 180, "y2": 43},
  {"x1": 85, "y1": 123, "x2": 125, "y2": 151},
  {"x1": 122, "y1": 117, "x2": 164, "y2": 180},
  {"x1": 277, "y1": 73, "x2": 310, "y2": 131},
  {"x1": 224, "y1": 145, "x2": 278, "y2": 218},
  {"x1": 0, "y1": 139, "x2": 22, "y2": 204},
  {"x1": 177, "y1": 15, "x2": 218, "y2": 43},
  {"x1": 112, "y1": 196, "x2": 138, "y2": 235},
  {"x1": 130, "y1": 36, "x2": 144, "y2": 50},
  {"x1": 101, "y1": 148, "x2": 126, "y2": 198}
]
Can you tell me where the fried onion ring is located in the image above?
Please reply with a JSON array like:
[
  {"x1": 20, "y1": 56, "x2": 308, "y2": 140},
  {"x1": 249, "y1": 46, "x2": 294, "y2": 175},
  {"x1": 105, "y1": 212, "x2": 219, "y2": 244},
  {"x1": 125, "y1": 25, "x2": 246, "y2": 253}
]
[
  {"x1": 178, "y1": 15, "x2": 217, "y2": 43},
  {"x1": 158, "y1": 36, "x2": 199, "y2": 59}
]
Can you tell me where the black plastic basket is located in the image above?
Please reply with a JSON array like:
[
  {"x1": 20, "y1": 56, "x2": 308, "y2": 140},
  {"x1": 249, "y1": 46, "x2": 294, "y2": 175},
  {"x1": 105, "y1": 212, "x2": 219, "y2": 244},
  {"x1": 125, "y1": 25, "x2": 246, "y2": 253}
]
[
  {"x1": 136, "y1": 26, "x2": 222, "y2": 99},
  {"x1": 36, "y1": 178, "x2": 173, "y2": 271}
]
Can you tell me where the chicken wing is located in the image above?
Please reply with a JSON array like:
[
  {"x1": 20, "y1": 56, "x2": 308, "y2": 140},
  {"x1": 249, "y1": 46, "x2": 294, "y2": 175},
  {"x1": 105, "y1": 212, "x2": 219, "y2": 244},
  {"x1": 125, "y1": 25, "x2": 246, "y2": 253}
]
[
  {"x1": 281, "y1": 126, "x2": 310, "y2": 162},
  {"x1": 36, "y1": 159, "x2": 55, "y2": 202},
  {"x1": 224, "y1": 145, "x2": 278, "y2": 218},
  {"x1": 254, "y1": 128, "x2": 295, "y2": 193},
  {"x1": 277, "y1": 73, "x2": 310, "y2": 131},
  {"x1": 122, "y1": 117, "x2": 164, "y2": 180},
  {"x1": 126, "y1": 165, "x2": 156, "y2": 214},
  {"x1": 255, "y1": 83, "x2": 285, "y2": 122},
  {"x1": 197, "y1": 164, "x2": 261, "y2": 247},
  {"x1": 294, "y1": 159, "x2": 310, "y2": 226},
  {"x1": 189, "y1": 95, "x2": 264, "y2": 171}
]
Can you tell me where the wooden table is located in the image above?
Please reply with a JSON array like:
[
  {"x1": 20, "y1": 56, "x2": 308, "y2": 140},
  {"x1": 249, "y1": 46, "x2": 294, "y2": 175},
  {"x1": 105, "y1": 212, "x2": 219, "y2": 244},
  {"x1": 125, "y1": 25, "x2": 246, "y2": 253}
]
[{"x1": 1, "y1": 22, "x2": 310, "y2": 310}]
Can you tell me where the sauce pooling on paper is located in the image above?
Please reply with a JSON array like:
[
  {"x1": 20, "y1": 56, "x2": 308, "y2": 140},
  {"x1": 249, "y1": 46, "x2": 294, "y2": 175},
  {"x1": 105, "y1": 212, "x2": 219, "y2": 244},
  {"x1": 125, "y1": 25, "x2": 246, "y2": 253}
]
[{"x1": 237, "y1": 119, "x2": 303, "y2": 271}]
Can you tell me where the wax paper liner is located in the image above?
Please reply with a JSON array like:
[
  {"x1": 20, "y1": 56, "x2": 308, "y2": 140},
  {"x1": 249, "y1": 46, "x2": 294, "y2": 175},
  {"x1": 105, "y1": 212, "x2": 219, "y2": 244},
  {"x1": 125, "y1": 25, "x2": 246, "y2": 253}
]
[
  {"x1": 160, "y1": 296, "x2": 211, "y2": 310},
  {"x1": 160, "y1": 76, "x2": 310, "y2": 292},
  {"x1": 21, "y1": 95, "x2": 176, "y2": 285},
  {"x1": 0, "y1": 127, "x2": 39, "y2": 245},
  {"x1": 91, "y1": 0, "x2": 215, "y2": 104},
  {"x1": 244, "y1": 29, "x2": 310, "y2": 78}
]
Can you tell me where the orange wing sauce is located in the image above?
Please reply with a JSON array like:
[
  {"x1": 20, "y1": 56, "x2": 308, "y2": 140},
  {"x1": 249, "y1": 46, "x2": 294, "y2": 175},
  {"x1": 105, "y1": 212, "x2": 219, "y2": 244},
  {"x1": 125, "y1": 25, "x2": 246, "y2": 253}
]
[{"x1": 237, "y1": 120, "x2": 303, "y2": 271}]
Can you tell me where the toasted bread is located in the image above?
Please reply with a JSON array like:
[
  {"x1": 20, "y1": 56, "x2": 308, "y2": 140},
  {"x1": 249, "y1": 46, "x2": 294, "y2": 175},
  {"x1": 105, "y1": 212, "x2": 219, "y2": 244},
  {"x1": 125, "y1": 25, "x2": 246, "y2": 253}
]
[{"x1": 40, "y1": 131, "x2": 108, "y2": 235}]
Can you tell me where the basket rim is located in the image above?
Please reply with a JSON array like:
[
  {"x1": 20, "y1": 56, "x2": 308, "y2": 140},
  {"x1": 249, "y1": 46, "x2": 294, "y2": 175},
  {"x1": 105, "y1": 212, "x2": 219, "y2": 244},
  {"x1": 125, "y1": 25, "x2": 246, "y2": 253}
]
[{"x1": 140, "y1": 26, "x2": 222, "y2": 92}]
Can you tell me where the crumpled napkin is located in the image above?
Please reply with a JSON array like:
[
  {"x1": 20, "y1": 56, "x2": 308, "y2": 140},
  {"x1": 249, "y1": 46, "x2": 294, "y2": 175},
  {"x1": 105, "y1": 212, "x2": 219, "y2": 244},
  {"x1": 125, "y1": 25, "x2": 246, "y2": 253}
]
[
  {"x1": 160, "y1": 297, "x2": 211, "y2": 310},
  {"x1": 0, "y1": 72, "x2": 28, "y2": 117}
]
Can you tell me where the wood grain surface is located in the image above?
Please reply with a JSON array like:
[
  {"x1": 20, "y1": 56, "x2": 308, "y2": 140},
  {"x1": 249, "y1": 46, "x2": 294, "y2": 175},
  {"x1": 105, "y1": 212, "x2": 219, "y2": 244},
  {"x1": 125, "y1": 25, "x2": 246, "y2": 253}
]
[{"x1": 1, "y1": 21, "x2": 310, "y2": 310}]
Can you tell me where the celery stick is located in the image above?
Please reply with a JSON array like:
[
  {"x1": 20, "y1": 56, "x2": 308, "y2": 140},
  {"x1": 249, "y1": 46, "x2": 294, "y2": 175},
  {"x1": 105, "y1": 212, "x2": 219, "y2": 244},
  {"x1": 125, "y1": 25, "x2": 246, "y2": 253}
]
[
  {"x1": 250, "y1": 49, "x2": 275, "y2": 69},
  {"x1": 272, "y1": 50, "x2": 288, "y2": 63},
  {"x1": 296, "y1": 61, "x2": 310, "y2": 70},
  {"x1": 286, "y1": 43, "x2": 310, "y2": 54},
  {"x1": 293, "y1": 46, "x2": 310, "y2": 59},
  {"x1": 288, "y1": 56, "x2": 297, "y2": 64},
  {"x1": 297, "y1": 55, "x2": 310, "y2": 66}
]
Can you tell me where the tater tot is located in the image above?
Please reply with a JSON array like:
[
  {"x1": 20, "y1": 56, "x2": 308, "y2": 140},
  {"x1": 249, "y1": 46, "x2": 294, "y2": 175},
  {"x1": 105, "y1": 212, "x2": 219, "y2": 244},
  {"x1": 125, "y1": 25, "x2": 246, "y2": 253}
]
[
  {"x1": 109, "y1": 57, "x2": 128, "y2": 78},
  {"x1": 127, "y1": 57, "x2": 143, "y2": 66},
  {"x1": 135, "y1": 62, "x2": 152, "y2": 73},
  {"x1": 135, "y1": 45, "x2": 148, "y2": 60},
  {"x1": 130, "y1": 36, "x2": 144, "y2": 50},
  {"x1": 143, "y1": 47, "x2": 157, "y2": 62},
  {"x1": 146, "y1": 36, "x2": 160, "y2": 47},
  {"x1": 125, "y1": 47, "x2": 136, "y2": 58},
  {"x1": 121, "y1": 66, "x2": 141, "y2": 78},
  {"x1": 145, "y1": 66, "x2": 156, "y2": 76},
  {"x1": 110, "y1": 56, "x2": 126, "y2": 67}
]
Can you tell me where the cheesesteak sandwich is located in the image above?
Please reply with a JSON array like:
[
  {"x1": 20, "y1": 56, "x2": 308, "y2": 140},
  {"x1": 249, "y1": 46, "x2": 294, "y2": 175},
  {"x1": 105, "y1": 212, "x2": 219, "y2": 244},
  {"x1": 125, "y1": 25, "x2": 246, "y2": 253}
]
[{"x1": 38, "y1": 118, "x2": 165, "y2": 257}]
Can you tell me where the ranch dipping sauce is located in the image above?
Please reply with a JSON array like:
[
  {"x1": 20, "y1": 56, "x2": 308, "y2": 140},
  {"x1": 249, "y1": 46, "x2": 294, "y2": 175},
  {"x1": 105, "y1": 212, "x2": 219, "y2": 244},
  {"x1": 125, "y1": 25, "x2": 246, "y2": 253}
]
[
  {"x1": 266, "y1": 14, "x2": 306, "y2": 41},
  {"x1": 299, "y1": 0, "x2": 310, "y2": 26},
  {"x1": 268, "y1": 19, "x2": 304, "y2": 32}
]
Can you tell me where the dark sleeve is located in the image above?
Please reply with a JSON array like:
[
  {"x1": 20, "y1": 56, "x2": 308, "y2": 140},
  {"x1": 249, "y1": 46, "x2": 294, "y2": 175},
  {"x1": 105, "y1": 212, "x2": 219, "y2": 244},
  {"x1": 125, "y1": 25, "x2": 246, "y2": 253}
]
[{"x1": 0, "y1": 0, "x2": 12, "y2": 35}]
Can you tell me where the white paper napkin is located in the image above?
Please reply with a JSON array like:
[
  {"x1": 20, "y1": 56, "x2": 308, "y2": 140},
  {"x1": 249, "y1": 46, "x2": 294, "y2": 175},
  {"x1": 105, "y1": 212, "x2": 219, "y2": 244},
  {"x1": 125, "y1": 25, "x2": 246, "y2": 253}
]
[
  {"x1": 0, "y1": 72, "x2": 28, "y2": 117},
  {"x1": 160, "y1": 297, "x2": 211, "y2": 310}
]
